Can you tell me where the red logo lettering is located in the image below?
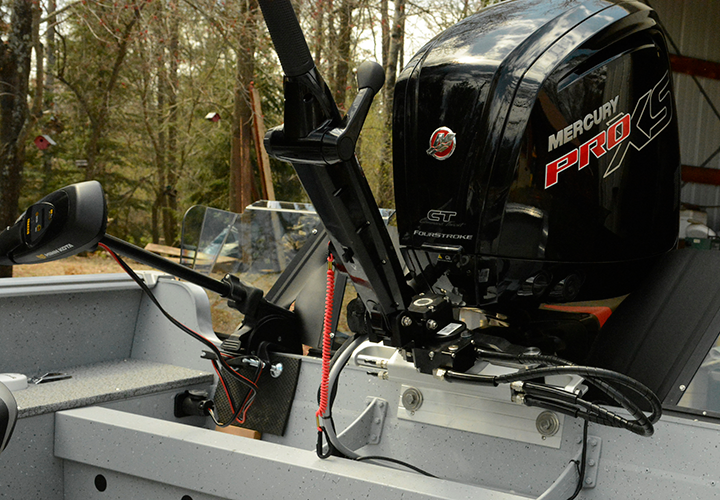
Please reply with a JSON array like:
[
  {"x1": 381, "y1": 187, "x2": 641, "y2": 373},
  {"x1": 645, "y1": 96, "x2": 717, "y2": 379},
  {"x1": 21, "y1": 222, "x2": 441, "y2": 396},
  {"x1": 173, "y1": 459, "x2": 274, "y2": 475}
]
[{"x1": 545, "y1": 149, "x2": 578, "y2": 188}]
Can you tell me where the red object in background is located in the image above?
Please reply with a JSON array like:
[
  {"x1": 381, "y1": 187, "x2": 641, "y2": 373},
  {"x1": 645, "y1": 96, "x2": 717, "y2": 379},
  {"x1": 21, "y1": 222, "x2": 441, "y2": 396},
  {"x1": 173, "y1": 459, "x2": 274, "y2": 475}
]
[
  {"x1": 34, "y1": 135, "x2": 57, "y2": 150},
  {"x1": 543, "y1": 304, "x2": 613, "y2": 328}
]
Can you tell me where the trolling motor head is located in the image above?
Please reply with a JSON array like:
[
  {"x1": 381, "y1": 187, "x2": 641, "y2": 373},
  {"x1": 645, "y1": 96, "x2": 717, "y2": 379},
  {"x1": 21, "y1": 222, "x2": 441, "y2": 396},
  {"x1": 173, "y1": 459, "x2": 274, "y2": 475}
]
[
  {"x1": 0, "y1": 181, "x2": 107, "y2": 265},
  {"x1": 393, "y1": 0, "x2": 680, "y2": 306}
]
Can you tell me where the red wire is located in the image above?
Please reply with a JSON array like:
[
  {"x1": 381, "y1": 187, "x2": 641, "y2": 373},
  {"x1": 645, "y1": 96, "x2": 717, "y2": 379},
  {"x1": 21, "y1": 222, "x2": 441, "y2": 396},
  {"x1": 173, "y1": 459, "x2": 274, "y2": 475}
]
[
  {"x1": 315, "y1": 254, "x2": 335, "y2": 430},
  {"x1": 212, "y1": 360, "x2": 260, "y2": 425},
  {"x1": 97, "y1": 242, "x2": 259, "y2": 389}
]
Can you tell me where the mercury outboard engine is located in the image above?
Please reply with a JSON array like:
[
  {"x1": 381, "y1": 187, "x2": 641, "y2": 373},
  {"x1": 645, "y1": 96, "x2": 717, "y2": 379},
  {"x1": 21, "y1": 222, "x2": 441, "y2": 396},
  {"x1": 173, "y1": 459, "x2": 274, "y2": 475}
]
[{"x1": 394, "y1": 0, "x2": 680, "y2": 307}]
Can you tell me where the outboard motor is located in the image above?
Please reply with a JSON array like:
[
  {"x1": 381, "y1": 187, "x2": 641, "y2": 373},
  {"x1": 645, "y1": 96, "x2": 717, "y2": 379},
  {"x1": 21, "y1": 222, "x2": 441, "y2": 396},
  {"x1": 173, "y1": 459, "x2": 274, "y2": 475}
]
[{"x1": 394, "y1": 0, "x2": 680, "y2": 306}]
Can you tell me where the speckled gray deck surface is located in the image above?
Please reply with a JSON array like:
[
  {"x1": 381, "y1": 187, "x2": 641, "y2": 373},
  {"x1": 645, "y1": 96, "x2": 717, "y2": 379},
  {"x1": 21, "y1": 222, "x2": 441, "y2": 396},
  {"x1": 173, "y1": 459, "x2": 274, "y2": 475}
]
[{"x1": 14, "y1": 359, "x2": 213, "y2": 418}]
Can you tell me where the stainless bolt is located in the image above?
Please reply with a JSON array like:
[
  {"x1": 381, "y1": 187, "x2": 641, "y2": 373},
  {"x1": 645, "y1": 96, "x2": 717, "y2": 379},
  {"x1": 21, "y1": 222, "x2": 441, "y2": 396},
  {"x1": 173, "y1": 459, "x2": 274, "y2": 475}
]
[
  {"x1": 270, "y1": 363, "x2": 283, "y2": 378},
  {"x1": 428, "y1": 351, "x2": 435, "y2": 360},
  {"x1": 426, "y1": 319, "x2": 438, "y2": 330},
  {"x1": 401, "y1": 316, "x2": 413, "y2": 327},
  {"x1": 448, "y1": 344, "x2": 459, "y2": 352},
  {"x1": 585, "y1": 478, "x2": 594, "y2": 485},
  {"x1": 679, "y1": 384, "x2": 687, "y2": 391}
]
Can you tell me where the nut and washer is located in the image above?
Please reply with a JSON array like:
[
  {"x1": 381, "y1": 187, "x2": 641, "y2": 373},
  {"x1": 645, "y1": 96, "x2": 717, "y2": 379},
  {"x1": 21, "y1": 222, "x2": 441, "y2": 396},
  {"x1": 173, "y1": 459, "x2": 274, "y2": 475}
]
[
  {"x1": 536, "y1": 411, "x2": 560, "y2": 437},
  {"x1": 401, "y1": 387, "x2": 424, "y2": 412}
]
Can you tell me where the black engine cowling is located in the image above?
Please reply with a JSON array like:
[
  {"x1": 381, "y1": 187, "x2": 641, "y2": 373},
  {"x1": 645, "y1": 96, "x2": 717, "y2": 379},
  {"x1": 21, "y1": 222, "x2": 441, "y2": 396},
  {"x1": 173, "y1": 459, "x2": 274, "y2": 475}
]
[{"x1": 393, "y1": 0, "x2": 680, "y2": 305}]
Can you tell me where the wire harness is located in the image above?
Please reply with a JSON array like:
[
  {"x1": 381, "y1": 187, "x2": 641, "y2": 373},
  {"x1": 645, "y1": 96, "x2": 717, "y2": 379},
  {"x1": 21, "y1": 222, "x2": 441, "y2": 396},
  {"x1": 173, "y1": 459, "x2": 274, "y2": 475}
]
[
  {"x1": 99, "y1": 243, "x2": 263, "y2": 427},
  {"x1": 442, "y1": 349, "x2": 661, "y2": 437}
]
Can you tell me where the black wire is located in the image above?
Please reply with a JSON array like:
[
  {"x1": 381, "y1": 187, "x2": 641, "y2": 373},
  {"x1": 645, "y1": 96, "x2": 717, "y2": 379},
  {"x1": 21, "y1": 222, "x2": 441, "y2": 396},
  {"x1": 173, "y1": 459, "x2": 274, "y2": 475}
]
[
  {"x1": 477, "y1": 349, "x2": 662, "y2": 430},
  {"x1": 463, "y1": 351, "x2": 662, "y2": 436},
  {"x1": 99, "y1": 243, "x2": 259, "y2": 393},
  {"x1": 210, "y1": 359, "x2": 261, "y2": 428},
  {"x1": 101, "y1": 243, "x2": 262, "y2": 426},
  {"x1": 316, "y1": 428, "x2": 334, "y2": 459},
  {"x1": 318, "y1": 335, "x2": 438, "y2": 478},
  {"x1": 354, "y1": 456, "x2": 438, "y2": 478},
  {"x1": 566, "y1": 420, "x2": 589, "y2": 500},
  {"x1": 480, "y1": 349, "x2": 663, "y2": 422}
]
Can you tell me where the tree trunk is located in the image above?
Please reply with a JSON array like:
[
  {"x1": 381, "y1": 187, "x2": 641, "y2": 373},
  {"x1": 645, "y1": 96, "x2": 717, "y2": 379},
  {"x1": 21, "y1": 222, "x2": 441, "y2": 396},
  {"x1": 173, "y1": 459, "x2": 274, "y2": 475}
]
[
  {"x1": 0, "y1": 0, "x2": 34, "y2": 278},
  {"x1": 313, "y1": 0, "x2": 326, "y2": 67},
  {"x1": 384, "y1": 0, "x2": 405, "y2": 125},
  {"x1": 45, "y1": 0, "x2": 56, "y2": 99},
  {"x1": 381, "y1": 0, "x2": 389, "y2": 78},
  {"x1": 162, "y1": 13, "x2": 180, "y2": 246},
  {"x1": 229, "y1": 1, "x2": 257, "y2": 215},
  {"x1": 42, "y1": 0, "x2": 57, "y2": 193},
  {"x1": 333, "y1": 0, "x2": 354, "y2": 109},
  {"x1": 376, "y1": 0, "x2": 405, "y2": 207},
  {"x1": 156, "y1": 48, "x2": 167, "y2": 243},
  {"x1": 80, "y1": 6, "x2": 142, "y2": 182}
]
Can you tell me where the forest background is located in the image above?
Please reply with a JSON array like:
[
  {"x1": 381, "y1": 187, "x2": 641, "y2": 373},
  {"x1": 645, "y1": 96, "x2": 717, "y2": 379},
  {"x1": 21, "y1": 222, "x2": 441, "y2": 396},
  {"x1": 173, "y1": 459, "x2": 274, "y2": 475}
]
[{"x1": 0, "y1": 0, "x2": 504, "y2": 277}]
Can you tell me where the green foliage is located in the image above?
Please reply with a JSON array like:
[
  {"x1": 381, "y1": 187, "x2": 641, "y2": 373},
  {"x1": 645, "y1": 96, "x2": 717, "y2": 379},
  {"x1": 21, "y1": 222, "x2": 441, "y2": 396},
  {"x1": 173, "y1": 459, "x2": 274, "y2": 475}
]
[{"x1": 18, "y1": 0, "x2": 511, "y2": 244}]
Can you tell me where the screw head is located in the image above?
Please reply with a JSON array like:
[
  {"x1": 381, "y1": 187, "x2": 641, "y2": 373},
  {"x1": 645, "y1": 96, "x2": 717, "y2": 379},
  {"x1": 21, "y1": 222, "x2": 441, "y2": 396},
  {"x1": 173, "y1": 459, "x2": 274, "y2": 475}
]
[{"x1": 401, "y1": 316, "x2": 413, "y2": 327}]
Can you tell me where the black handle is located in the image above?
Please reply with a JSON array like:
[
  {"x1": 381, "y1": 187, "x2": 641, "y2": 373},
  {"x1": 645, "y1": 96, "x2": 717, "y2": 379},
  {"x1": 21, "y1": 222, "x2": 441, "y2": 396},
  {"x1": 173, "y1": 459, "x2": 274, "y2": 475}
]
[{"x1": 258, "y1": 0, "x2": 314, "y2": 77}]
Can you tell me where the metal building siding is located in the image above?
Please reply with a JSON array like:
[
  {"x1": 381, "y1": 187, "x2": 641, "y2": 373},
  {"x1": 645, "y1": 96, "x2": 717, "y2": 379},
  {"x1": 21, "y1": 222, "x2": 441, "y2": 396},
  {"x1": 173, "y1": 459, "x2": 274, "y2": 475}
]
[{"x1": 648, "y1": 0, "x2": 720, "y2": 229}]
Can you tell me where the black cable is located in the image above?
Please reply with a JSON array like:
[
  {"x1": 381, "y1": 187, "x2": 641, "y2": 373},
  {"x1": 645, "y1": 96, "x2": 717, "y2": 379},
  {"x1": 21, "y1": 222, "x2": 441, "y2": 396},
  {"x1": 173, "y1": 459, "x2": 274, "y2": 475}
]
[
  {"x1": 514, "y1": 368, "x2": 656, "y2": 436},
  {"x1": 317, "y1": 335, "x2": 438, "y2": 478},
  {"x1": 477, "y1": 349, "x2": 662, "y2": 432},
  {"x1": 98, "y1": 243, "x2": 259, "y2": 393},
  {"x1": 449, "y1": 351, "x2": 661, "y2": 436},
  {"x1": 354, "y1": 456, "x2": 438, "y2": 478},
  {"x1": 316, "y1": 428, "x2": 334, "y2": 459},
  {"x1": 210, "y1": 358, "x2": 262, "y2": 428},
  {"x1": 99, "y1": 243, "x2": 263, "y2": 429},
  {"x1": 478, "y1": 348, "x2": 663, "y2": 424},
  {"x1": 566, "y1": 420, "x2": 589, "y2": 500},
  {"x1": 495, "y1": 366, "x2": 661, "y2": 422}
]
